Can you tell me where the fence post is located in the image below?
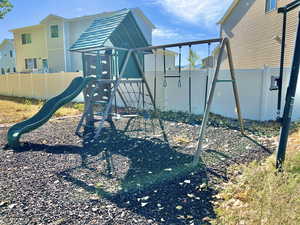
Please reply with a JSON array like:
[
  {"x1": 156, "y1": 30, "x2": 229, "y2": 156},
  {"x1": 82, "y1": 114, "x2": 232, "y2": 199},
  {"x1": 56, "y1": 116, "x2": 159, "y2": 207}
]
[
  {"x1": 17, "y1": 73, "x2": 21, "y2": 97},
  {"x1": 44, "y1": 73, "x2": 48, "y2": 100},
  {"x1": 30, "y1": 73, "x2": 34, "y2": 98},
  {"x1": 259, "y1": 66, "x2": 269, "y2": 121},
  {"x1": 5, "y1": 74, "x2": 8, "y2": 95}
]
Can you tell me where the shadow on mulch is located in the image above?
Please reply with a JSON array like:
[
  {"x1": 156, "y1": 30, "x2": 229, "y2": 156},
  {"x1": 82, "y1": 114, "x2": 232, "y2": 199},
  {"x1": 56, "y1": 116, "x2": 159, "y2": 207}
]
[{"x1": 20, "y1": 128, "x2": 218, "y2": 224}]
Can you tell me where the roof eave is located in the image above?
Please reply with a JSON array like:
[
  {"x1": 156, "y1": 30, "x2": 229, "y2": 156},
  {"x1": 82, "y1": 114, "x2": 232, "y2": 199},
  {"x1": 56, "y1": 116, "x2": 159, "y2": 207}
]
[
  {"x1": 40, "y1": 14, "x2": 65, "y2": 24},
  {"x1": 0, "y1": 39, "x2": 13, "y2": 49},
  {"x1": 217, "y1": 0, "x2": 240, "y2": 25},
  {"x1": 9, "y1": 24, "x2": 44, "y2": 33},
  {"x1": 131, "y1": 8, "x2": 155, "y2": 29}
]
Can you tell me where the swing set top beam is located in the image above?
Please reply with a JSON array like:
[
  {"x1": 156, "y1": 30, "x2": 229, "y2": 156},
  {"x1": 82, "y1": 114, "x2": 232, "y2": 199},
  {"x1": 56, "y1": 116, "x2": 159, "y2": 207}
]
[{"x1": 132, "y1": 38, "x2": 223, "y2": 51}]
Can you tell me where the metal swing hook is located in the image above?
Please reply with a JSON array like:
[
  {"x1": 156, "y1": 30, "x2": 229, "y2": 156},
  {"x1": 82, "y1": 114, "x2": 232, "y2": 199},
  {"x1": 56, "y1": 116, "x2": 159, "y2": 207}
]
[
  {"x1": 163, "y1": 78, "x2": 168, "y2": 87},
  {"x1": 177, "y1": 78, "x2": 181, "y2": 88}
]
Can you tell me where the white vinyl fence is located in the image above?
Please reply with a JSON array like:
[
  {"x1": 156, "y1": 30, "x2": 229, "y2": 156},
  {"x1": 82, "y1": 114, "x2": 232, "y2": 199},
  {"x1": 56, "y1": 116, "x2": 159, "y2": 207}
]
[
  {"x1": 0, "y1": 72, "x2": 84, "y2": 102},
  {"x1": 0, "y1": 68, "x2": 299, "y2": 121},
  {"x1": 154, "y1": 67, "x2": 300, "y2": 121}
]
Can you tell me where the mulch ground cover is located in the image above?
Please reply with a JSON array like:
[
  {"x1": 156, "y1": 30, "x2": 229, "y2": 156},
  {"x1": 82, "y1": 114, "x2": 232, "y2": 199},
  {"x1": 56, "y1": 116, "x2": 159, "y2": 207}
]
[{"x1": 0, "y1": 116, "x2": 277, "y2": 225}]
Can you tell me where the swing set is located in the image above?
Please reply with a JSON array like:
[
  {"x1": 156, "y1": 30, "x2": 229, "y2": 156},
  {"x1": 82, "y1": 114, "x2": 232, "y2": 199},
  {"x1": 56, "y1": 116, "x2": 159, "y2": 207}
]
[{"x1": 74, "y1": 37, "x2": 245, "y2": 165}]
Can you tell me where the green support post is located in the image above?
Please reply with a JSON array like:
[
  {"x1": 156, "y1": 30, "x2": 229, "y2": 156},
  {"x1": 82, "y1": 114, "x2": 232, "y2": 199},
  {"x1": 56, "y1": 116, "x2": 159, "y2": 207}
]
[{"x1": 276, "y1": 11, "x2": 300, "y2": 169}]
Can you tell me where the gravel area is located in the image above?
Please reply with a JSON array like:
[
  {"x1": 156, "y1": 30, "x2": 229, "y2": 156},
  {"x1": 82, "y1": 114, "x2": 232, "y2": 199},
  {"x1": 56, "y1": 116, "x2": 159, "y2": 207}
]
[{"x1": 0, "y1": 116, "x2": 277, "y2": 225}]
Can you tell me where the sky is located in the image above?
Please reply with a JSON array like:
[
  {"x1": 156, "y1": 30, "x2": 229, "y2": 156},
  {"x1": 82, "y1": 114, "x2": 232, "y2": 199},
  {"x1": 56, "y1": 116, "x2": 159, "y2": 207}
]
[{"x1": 0, "y1": 0, "x2": 233, "y2": 63}]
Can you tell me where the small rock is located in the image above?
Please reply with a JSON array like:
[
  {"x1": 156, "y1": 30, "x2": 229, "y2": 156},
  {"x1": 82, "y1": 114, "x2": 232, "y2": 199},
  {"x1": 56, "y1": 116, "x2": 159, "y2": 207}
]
[
  {"x1": 141, "y1": 202, "x2": 148, "y2": 207},
  {"x1": 176, "y1": 205, "x2": 183, "y2": 210},
  {"x1": 187, "y1": 193, "x2": 195, "y2": 198},
  {"x1": 90, "y1": 194, "x2": 100, "y2": 200},
  {"x1": 8, "y1": 204, "x2": 17, "y2": 209},
  {"x1": 141, "y1": 196, "x2": 150, "y2": 201},
  {"x1": 0, "y1": 201, "x2": 9, "y2": 207}
]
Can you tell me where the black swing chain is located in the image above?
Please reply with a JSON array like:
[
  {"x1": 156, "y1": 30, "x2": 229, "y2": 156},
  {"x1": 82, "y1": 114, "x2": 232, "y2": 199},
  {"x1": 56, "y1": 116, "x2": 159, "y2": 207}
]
[
  {"x1": 154, "y1": 49, "x2": 157, "y2": 106},
  {"x1": 163, "y1": 48, "x2": 167, "y2": 88},
  {"x1": 178, "y1": 46, "x2": 182, "y2": 88}
]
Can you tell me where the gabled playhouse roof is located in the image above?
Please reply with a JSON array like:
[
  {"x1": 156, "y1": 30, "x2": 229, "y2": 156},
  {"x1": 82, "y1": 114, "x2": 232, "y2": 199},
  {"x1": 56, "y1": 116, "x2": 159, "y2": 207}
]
[{"x1": 69, "y1": 9, "x2": 150, "y2": 52}]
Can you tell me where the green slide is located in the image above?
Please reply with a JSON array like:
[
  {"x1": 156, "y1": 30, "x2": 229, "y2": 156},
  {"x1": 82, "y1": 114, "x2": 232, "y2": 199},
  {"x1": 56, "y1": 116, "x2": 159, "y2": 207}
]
[{"x1": 7, "y1": 76, "x2": 93, "y2": 149}]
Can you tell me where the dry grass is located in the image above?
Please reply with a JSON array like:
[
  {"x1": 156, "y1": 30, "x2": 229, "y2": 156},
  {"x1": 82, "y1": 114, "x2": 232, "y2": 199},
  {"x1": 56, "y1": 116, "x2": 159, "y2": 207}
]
[
  {"x1": 287, "y1": 128, "x2": 300, "y2": 152},
  {"x1": 211, "y1": 128, "x2": 300, "y2": 225},
  {"x1": 172, "y1": 135, "x2": 192, "y2": 145},
  {"x1": 0, "y1": 95, "x2": 84, "y2": 124}
]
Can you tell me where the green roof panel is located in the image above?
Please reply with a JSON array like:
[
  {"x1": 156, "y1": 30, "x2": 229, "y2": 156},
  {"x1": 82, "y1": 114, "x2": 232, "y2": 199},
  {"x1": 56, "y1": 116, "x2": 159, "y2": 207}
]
[
  {"x1": 70, "y1": 8, "x2": 150, "y2": 78},
  {"x1": 70, "y1": 8, "x2": 149, "y2": 51},
  {"x1": 70, "y1": 9, "x2": 130, "y2": 51}
]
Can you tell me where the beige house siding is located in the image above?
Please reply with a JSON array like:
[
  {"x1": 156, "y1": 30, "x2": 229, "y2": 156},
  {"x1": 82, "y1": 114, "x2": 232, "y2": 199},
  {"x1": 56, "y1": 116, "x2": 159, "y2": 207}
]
[
  {"x1": 44, "y1": 18, "x2": 66, "y2": 72},
  {"x1": 220, "y1": 0, "x2": 298, "y2": 69},
  {"x1": 13, "y1": 25, "x2": 48, "y2": 72}
]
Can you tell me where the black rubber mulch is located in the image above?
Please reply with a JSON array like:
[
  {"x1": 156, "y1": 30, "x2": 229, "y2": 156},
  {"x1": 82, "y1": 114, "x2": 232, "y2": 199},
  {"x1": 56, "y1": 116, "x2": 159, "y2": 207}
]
[{"x1": 0, "y1": 117, "x2": 276, "y2": 225}]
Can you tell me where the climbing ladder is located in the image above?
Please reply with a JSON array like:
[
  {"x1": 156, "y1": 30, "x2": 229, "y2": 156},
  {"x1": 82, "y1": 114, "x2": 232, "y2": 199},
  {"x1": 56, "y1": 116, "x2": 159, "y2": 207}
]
[{"x1": 76, "y1": 50, "x2": 167, "y2": 141}]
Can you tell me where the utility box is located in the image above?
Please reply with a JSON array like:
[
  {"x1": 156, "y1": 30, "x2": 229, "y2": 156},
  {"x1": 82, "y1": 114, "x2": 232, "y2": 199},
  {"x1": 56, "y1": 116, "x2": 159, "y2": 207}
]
[{"x1": 270, "y1": 75, "x2": 279, "y2": 91}]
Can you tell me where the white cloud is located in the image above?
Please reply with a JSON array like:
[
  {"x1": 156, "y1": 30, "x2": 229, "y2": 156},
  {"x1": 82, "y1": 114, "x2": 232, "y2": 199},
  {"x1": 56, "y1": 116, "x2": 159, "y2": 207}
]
[
  {"x1": 154, "y1": 0, "x2": 233, "y2": 26},
  {"x1": 153, "y1": 27, "x2": 180, "y2": 39},
  {"x1": 152, "y1": 26, "x2": 206, "y2": 44}
]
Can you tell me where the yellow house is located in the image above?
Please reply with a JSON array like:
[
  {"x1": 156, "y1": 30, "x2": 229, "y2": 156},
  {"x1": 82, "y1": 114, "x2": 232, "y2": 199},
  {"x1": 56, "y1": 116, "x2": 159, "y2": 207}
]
[
  {"x1": 11, "y1": 24, "x2": 48, "y2": 73},
  {"x1": 10, "y1": 9, "x2": 154, "y2": 73},
  {"x1": 218, "y1": 0, "x2": 299, "y2": 69}
]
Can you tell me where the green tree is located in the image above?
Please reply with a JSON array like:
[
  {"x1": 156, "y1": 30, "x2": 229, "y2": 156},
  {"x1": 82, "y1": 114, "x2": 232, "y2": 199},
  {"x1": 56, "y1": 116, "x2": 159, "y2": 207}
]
[
  {"x1": 187, "y1": 49, "x2": 200, "y2": 68},
  {"x1": 0, "y1": 0, "x2": 13, "y2": 19}
]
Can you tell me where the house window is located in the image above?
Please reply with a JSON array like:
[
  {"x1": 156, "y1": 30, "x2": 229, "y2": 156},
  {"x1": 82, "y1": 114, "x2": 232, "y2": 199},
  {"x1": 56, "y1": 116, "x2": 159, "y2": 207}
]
[
  {"x1": 266, "y1": 0, "x2": 277, "y2": 12},
  {"x1": 21, "y1": 33, "x2": 32, "y2": 44},
  {"x1": 50, "y1": 25, "x2": 59, "y2": 38},
  {"x1": 25, "y1": 58, "x2": 37, "y2": 70},
  {"x1": 10, "y1": 50, "x2": 13, "y2": 57},
  {"x1": 1, "y1": 68, "x2": 5, "y2": 75},
  {"x1": 13, "y1": 67, "x2": 16, "y2": 72},
  {"x1": 7, "y1": 68, "x2": 10, "y2": 73}
]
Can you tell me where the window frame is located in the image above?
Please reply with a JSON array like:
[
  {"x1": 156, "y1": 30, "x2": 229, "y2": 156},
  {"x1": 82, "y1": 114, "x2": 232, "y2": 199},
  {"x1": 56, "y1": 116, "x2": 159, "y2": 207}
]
[
  {"x1": 265, "y1": 0, "x2": 277, "y2": 13},
  {"x1": 50, "y1": 25, "x2": 59, "y2": 38},
  {"x1": 25, "y1": 58, "x2": 37, "y2": 70},
  {"x1": 21, "y1": 33, "x2": 32, "y2": 45}
]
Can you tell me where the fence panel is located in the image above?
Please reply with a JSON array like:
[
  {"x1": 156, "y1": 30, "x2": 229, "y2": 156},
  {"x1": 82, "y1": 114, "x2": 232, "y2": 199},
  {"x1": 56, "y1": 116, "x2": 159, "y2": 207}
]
[
  {"x1": 0, "y1": 72, "x2": 82, "y2": 100},
  {"x1": 0, "y1": 69, "x2": 299, "y2": 121}
]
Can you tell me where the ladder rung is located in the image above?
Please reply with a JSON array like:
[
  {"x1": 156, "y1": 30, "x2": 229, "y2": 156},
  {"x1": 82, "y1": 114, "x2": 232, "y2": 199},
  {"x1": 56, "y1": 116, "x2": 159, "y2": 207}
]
[
  {"x1": 216, "y1": 80, "x2": 235, "y2": 83},
  {"x1": 93, "y1": 100, "x2": 108, "y2": 104},
  {"x1": 94, "y1": 112, "x2": 105, "y2": 116},
  {"x1": 164, "y1": 76, "x2": 181, "y2": 78},
  {"x1": 120, "y1": 114, "x2": 140, "y2": 118}
]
